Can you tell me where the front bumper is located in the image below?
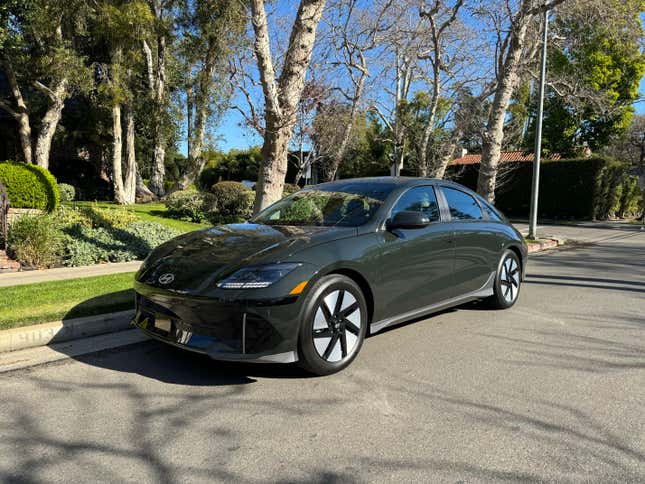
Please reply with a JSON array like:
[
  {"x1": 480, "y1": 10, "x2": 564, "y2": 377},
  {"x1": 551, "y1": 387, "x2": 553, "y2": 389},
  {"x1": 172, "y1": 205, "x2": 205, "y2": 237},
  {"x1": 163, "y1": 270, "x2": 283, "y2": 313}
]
[{"x1": 132, "y1": 281, "x2": 304, "y2": 363}]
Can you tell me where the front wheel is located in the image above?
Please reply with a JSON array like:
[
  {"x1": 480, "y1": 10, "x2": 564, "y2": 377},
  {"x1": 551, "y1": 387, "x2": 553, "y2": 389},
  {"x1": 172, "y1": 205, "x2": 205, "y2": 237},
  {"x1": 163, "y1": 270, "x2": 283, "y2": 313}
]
[
  {"x1": 297, "y1": 275, "x2": 368, "y2": 376},
  {"x1": 487, "y1": 250, "x2": 522, "y2": 309}
]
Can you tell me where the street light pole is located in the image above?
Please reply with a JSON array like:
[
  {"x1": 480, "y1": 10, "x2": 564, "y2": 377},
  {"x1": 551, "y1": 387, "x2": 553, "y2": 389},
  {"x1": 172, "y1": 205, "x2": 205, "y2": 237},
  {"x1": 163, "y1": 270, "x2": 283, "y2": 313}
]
[{"x1": 528, "y1": 8, "x2": 549, "y2": 240}]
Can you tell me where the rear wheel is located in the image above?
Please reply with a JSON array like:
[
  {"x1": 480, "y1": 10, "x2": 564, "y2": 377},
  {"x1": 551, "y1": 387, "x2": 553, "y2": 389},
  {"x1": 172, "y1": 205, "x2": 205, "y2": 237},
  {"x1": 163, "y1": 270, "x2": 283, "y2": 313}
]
[
  {"x1": 488, "y1": 250, "x2": 522, "y2": 309},
  {"x1": 298, "y1": 275, "x2": 367, "y2": 376}
]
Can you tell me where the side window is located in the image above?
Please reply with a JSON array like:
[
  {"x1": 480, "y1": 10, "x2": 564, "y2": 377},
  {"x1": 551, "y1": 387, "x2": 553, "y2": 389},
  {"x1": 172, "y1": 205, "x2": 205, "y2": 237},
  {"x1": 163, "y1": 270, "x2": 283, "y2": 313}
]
[
  {"x1": 481, "y1": 202, "x2": 503, "y2": 222},
  {"x1": 442, "y1": 187, "x2": 484, "y2": 221},
  {"x1": 390, "y1": 186, "x2": 440, "y2": 222}
]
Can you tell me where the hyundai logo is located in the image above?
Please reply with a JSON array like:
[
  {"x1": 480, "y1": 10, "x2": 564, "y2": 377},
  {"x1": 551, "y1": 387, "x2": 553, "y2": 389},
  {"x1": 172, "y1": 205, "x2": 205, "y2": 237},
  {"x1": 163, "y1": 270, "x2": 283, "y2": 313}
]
[{"x1": 158, "y1": 273, "x2": 175, "y2": 285}]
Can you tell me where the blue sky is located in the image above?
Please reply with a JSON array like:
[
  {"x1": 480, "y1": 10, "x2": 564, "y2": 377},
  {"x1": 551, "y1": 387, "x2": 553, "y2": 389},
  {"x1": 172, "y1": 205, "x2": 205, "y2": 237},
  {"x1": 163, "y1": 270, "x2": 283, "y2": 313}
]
[
  {"x1": 181, "y1": 7, "x2": 645, "y2": 155},
  {"x1": 203, "y1": 76, "x2": 645, "y2": 153}
]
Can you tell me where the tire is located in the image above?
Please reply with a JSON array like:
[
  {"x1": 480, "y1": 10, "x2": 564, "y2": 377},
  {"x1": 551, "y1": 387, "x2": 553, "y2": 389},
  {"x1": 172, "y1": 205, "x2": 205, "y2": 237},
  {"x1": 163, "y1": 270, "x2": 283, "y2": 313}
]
[
  {"x1": 487, "y1": 249, "x2": 522, "y2": 309},
  {"x1": 297, "y1": 274, "x2": 368, "y2": 376}
]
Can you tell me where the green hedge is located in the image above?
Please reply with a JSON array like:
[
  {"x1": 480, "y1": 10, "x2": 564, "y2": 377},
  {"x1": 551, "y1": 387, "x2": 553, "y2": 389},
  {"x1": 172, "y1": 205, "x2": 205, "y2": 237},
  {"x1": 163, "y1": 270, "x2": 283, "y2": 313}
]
[
  {"x1": 446, "y1": 157, "x2": 642, "y2": 220},
  {"x1": 0, "y1": 161, "x2": 60, "y2": 212}
]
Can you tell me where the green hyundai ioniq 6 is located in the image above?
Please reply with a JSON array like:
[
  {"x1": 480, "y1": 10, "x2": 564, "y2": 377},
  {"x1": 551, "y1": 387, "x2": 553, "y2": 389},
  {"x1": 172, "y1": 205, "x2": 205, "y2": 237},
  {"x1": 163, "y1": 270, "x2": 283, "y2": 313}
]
[{"x1": 133, "y1": 177, "x2": 527, "y2": 375}]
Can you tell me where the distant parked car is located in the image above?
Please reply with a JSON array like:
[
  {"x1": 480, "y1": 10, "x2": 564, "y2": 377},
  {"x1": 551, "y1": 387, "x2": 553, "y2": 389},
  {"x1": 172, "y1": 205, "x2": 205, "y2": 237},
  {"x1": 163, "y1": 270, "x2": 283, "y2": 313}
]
[{"x1": 133, "y1": 177, "x2": 527, "y2": 375}]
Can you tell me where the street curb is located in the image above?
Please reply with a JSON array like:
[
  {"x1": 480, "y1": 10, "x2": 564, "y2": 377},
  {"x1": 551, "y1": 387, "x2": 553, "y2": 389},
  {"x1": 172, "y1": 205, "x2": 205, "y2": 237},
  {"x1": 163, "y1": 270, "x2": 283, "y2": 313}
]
[
  {"x1": 527, "y1": 238, "x2": 563, "y2": 253},
  {"x1": 0, "y1": 329, "x2": 148, "y2": 374},
  {"x1": 0, "y1": 310, "x2": 135, "y2": 353}
]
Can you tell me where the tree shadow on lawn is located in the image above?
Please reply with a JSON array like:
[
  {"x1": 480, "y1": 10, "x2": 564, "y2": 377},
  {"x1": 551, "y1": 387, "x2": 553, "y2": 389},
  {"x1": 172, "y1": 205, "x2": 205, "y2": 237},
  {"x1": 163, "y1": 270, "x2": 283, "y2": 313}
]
[{"x1": 56, "y1": 290, "x2": 313, "y2": 386}]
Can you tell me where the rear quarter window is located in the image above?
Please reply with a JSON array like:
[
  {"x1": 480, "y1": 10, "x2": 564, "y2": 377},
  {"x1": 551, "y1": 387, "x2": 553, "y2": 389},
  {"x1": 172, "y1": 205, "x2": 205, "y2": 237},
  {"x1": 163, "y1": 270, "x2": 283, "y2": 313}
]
[{"x1": 442, "y1": 187, "x2": 484, "y2": 221}]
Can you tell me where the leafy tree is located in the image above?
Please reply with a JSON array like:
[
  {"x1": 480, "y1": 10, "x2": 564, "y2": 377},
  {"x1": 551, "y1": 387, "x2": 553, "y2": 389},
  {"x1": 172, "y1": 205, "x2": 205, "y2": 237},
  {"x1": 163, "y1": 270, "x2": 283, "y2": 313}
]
[
  {"x1": 94, "y1": 0, "x2": 154, "y2": 204},
  {"x1": 535, "y1": 0, "x2": 645, "y2": 155},
  {"x1": 0, "y1": 0, "x2": 92, "y2": 168},
  {"x1": 173, "y1": 0, "x2": 247, "y2": 191}
]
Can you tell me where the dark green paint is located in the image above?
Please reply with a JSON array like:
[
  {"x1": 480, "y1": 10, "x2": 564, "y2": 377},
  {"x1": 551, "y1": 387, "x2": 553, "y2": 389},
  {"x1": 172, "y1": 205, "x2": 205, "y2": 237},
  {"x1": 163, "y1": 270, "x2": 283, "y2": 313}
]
[{"x1": 135, "y1": 177, "x2": 527, "y2": 360}]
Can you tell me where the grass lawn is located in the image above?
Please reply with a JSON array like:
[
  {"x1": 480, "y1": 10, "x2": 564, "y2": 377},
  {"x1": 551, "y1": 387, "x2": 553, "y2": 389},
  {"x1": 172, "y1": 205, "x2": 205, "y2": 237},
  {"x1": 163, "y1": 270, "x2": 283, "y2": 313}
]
[
  {"x1": 67, "y1": 201, "x2": 209, "y2": 233},
  {"x1": 0, "y1": 272, "x2": 137, "y2": 330}
]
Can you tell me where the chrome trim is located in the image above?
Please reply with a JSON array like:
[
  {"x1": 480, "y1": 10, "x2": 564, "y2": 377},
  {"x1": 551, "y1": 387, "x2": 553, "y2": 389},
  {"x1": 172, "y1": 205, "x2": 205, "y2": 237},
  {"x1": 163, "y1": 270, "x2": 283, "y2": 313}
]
[{"x1": 370, "y1": 271, "x2": 496, "y2": 334}]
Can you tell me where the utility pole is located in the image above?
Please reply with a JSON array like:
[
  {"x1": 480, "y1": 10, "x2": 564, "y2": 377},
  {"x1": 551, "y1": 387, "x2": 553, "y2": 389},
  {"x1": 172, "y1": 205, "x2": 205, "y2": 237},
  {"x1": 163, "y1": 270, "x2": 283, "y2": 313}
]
[{"x1": 528, "y1": 9, "x2": 549, "y2": 240}]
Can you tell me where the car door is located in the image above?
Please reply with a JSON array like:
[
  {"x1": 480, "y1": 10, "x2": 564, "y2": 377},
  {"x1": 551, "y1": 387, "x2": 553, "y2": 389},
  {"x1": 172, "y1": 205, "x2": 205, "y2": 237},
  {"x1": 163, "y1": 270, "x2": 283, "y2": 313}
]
[
  {"x1": 438, "y1": 186, "x2": 495, "y2": 297},
  {"x1": 376, "y1": 185, "x2": 455, "y2": 321}
]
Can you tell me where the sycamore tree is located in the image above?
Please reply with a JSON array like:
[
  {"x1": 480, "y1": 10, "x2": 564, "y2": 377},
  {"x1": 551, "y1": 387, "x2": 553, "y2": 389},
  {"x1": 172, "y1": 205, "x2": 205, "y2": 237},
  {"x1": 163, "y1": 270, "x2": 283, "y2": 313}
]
[
  {"x1": 0, "y1": 0, "x2": 91, "y2": 168},
  {"x1": 317, "y1": 0, "x2": 395, "y2": 181},
  {"x1": 247, "y1": 0, "x2": 327, "y2": 213},
  {"x1": 475, "y1": 0, "x2": 567, "y2": 203}
]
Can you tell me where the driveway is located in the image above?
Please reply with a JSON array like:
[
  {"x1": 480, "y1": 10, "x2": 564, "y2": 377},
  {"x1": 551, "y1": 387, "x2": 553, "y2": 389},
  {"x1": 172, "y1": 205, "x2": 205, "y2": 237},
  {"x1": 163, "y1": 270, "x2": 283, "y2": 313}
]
[{"x1": 1, "y1": 224, "x2": 644, "y2": 483}]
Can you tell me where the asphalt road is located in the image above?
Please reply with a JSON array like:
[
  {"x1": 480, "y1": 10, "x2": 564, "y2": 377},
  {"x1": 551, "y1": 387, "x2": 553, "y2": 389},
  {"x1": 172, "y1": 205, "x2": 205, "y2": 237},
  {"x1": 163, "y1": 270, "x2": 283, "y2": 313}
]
[{"x1": 1, "y1": 224, "x2": 644, "y2": 483}]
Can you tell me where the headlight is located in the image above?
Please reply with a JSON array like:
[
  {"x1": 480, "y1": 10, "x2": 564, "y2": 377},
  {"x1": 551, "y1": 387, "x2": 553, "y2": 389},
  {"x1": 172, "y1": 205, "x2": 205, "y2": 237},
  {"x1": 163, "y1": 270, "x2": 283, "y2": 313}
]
[{"x1": 217, "y1": 263, "x2": 301, "y2": 289}]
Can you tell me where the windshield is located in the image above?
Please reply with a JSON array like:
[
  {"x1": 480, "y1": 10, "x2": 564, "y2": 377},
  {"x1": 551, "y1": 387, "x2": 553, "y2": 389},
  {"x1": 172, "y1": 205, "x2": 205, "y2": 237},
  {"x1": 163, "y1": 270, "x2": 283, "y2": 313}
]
[{"x1": 251, "y1": 182, "x2": 394, "y2": 227}]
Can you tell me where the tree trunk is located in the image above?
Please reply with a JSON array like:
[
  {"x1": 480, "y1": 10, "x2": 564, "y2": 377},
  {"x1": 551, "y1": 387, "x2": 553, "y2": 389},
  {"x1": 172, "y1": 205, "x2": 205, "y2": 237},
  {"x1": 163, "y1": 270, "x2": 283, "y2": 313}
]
[
  {"x1": 0, "y1": 60, "x2": 33, "y2": 164},
  {"x1": 112, "y1": 103, "x2": 127, "y2": 204},
  {"x1": 149, "y1": 34, "x2": 167, "y2": 197},
  {"x1": 250, "y1": 0, "x2": 327, "y2": 213},
  {"x1": 417, "y1": 145, "x2": 428, "y2": 177},
  {"x1": 34, "y1": 79, "x2": 68, "y2": 169},
  {"x1": 123, "y1": 104, "x2": 137, "y2": 204},
  {"x1": 135, "y1": 169, "x2": 156, "y2": 202},
  {"x1": 477, "y1": 21, "x2": 530, "y2": 203},
  {"x1": 255, "y1": 122, "x2": 292, "y2": 212},
  {"x1": 431, "y1": 142, "x2": 457, "y2": 179},
  {"x1": 417, "y1": 56, "x2": 441, "y2": 177},
  {"x1": 174, "y1": 102, "x2": 208, "y2": 191},
  {"x1": 16, "y1": 115, "x2": 32, "y2": 165}
]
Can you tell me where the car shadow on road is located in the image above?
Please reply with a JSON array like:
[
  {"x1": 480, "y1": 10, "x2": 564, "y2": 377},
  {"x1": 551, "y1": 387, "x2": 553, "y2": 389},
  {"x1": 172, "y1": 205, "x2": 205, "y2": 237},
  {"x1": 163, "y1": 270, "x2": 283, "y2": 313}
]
[{"x1": 74, "y1": 339, "x2": 313, "y2": 386}]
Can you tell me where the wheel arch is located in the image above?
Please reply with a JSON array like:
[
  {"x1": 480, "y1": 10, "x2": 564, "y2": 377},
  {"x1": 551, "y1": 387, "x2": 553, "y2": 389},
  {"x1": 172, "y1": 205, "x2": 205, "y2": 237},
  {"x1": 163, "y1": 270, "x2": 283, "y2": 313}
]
[
  {"x1": 506, "y1": 244, "x2": 525, "y2": 280},
  {"x1": 321, "y1": 267, "x2": 375, "y2": 326}
]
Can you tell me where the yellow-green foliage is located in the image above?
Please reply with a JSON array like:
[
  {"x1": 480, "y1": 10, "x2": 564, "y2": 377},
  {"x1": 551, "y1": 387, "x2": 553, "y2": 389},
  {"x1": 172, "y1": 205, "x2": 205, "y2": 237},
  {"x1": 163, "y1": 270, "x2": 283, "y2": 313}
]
[{"x1": 0, "y1": 161, "x2": 60, "y2": 212}]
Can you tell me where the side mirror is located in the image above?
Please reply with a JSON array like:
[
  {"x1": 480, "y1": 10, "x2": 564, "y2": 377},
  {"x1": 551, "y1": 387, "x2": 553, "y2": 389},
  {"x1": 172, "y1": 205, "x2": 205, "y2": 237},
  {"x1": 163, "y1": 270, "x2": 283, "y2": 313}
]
[{"x1": 387, "y1": 210, "x2": 431, "y2": 230}]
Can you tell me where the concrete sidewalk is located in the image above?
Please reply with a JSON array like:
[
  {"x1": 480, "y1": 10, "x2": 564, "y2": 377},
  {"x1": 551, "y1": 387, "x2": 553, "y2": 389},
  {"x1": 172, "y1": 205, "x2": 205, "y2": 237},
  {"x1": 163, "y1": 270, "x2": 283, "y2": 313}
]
[
  {"x1": 513, "y1": 220, "x2": 644, "y2": 245},
  {"x1": 0, "y1": 261, "x2": 141, "y2": 287}
]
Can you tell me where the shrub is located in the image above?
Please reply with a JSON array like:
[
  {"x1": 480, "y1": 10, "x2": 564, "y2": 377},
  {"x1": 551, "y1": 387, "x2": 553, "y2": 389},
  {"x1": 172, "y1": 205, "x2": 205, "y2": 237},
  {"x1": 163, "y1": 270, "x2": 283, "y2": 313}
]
[
  {"x1": 7, "y1": 214, "x2": 63, "y2": 268},
  {"x1": 164, "y1": 190, "x2": 206, "y2": 222},
  {"x1": 123, "y1": 221, "x2": 181, "y2": 256},
  {"x1": 0, "y1": 161, "x2": 60, "y2": 212},
  {"x1": 205, "y1": 181, "x2": 254, "y2": 224},
  {"x1": 58, "y1": 183, "x2": 76, "y2": 202},
  {"x1": 51, "y1": 205, "x2": 93, "y2": 229},
  {"x1": 198, "y1": 164, "x2": 221, "y2": 191},
  {"x1": 63, "y1": 226, "x2": 127, "y2": 266},
  {"x1": 80, "y1": 205, "x2": 138, "y2": 229},
  {"x1": 62, "y1": 221, "x2": 181, "y2": 267}
]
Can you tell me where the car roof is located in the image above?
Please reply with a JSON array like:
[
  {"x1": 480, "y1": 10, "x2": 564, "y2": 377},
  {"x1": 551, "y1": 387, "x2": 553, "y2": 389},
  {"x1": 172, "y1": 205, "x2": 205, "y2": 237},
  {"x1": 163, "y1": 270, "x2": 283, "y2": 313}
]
[{"x1": 309, "y1": 176, "x2": 469, "y2": 191}]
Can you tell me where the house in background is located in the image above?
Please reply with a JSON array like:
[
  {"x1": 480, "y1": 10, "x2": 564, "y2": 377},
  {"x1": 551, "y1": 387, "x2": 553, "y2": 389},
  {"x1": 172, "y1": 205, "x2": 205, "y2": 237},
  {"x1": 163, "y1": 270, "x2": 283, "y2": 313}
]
[{"x1": 450, "y1": 150, "x2": 562, "y2": 166}]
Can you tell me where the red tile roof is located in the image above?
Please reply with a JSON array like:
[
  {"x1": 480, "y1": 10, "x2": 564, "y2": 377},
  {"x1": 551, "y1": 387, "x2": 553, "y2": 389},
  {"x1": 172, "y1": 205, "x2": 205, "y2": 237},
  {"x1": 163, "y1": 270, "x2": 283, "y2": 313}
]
[{"x1": 451, "y1": 150, "x2": 561, "y2": 165}]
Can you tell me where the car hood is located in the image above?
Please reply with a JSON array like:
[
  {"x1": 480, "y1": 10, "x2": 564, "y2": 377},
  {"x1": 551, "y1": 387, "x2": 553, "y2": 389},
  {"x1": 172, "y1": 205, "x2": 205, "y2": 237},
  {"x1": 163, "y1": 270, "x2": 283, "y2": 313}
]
[{"x1": 138, "y1": 223, "x2": 355, "y2": 291}]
